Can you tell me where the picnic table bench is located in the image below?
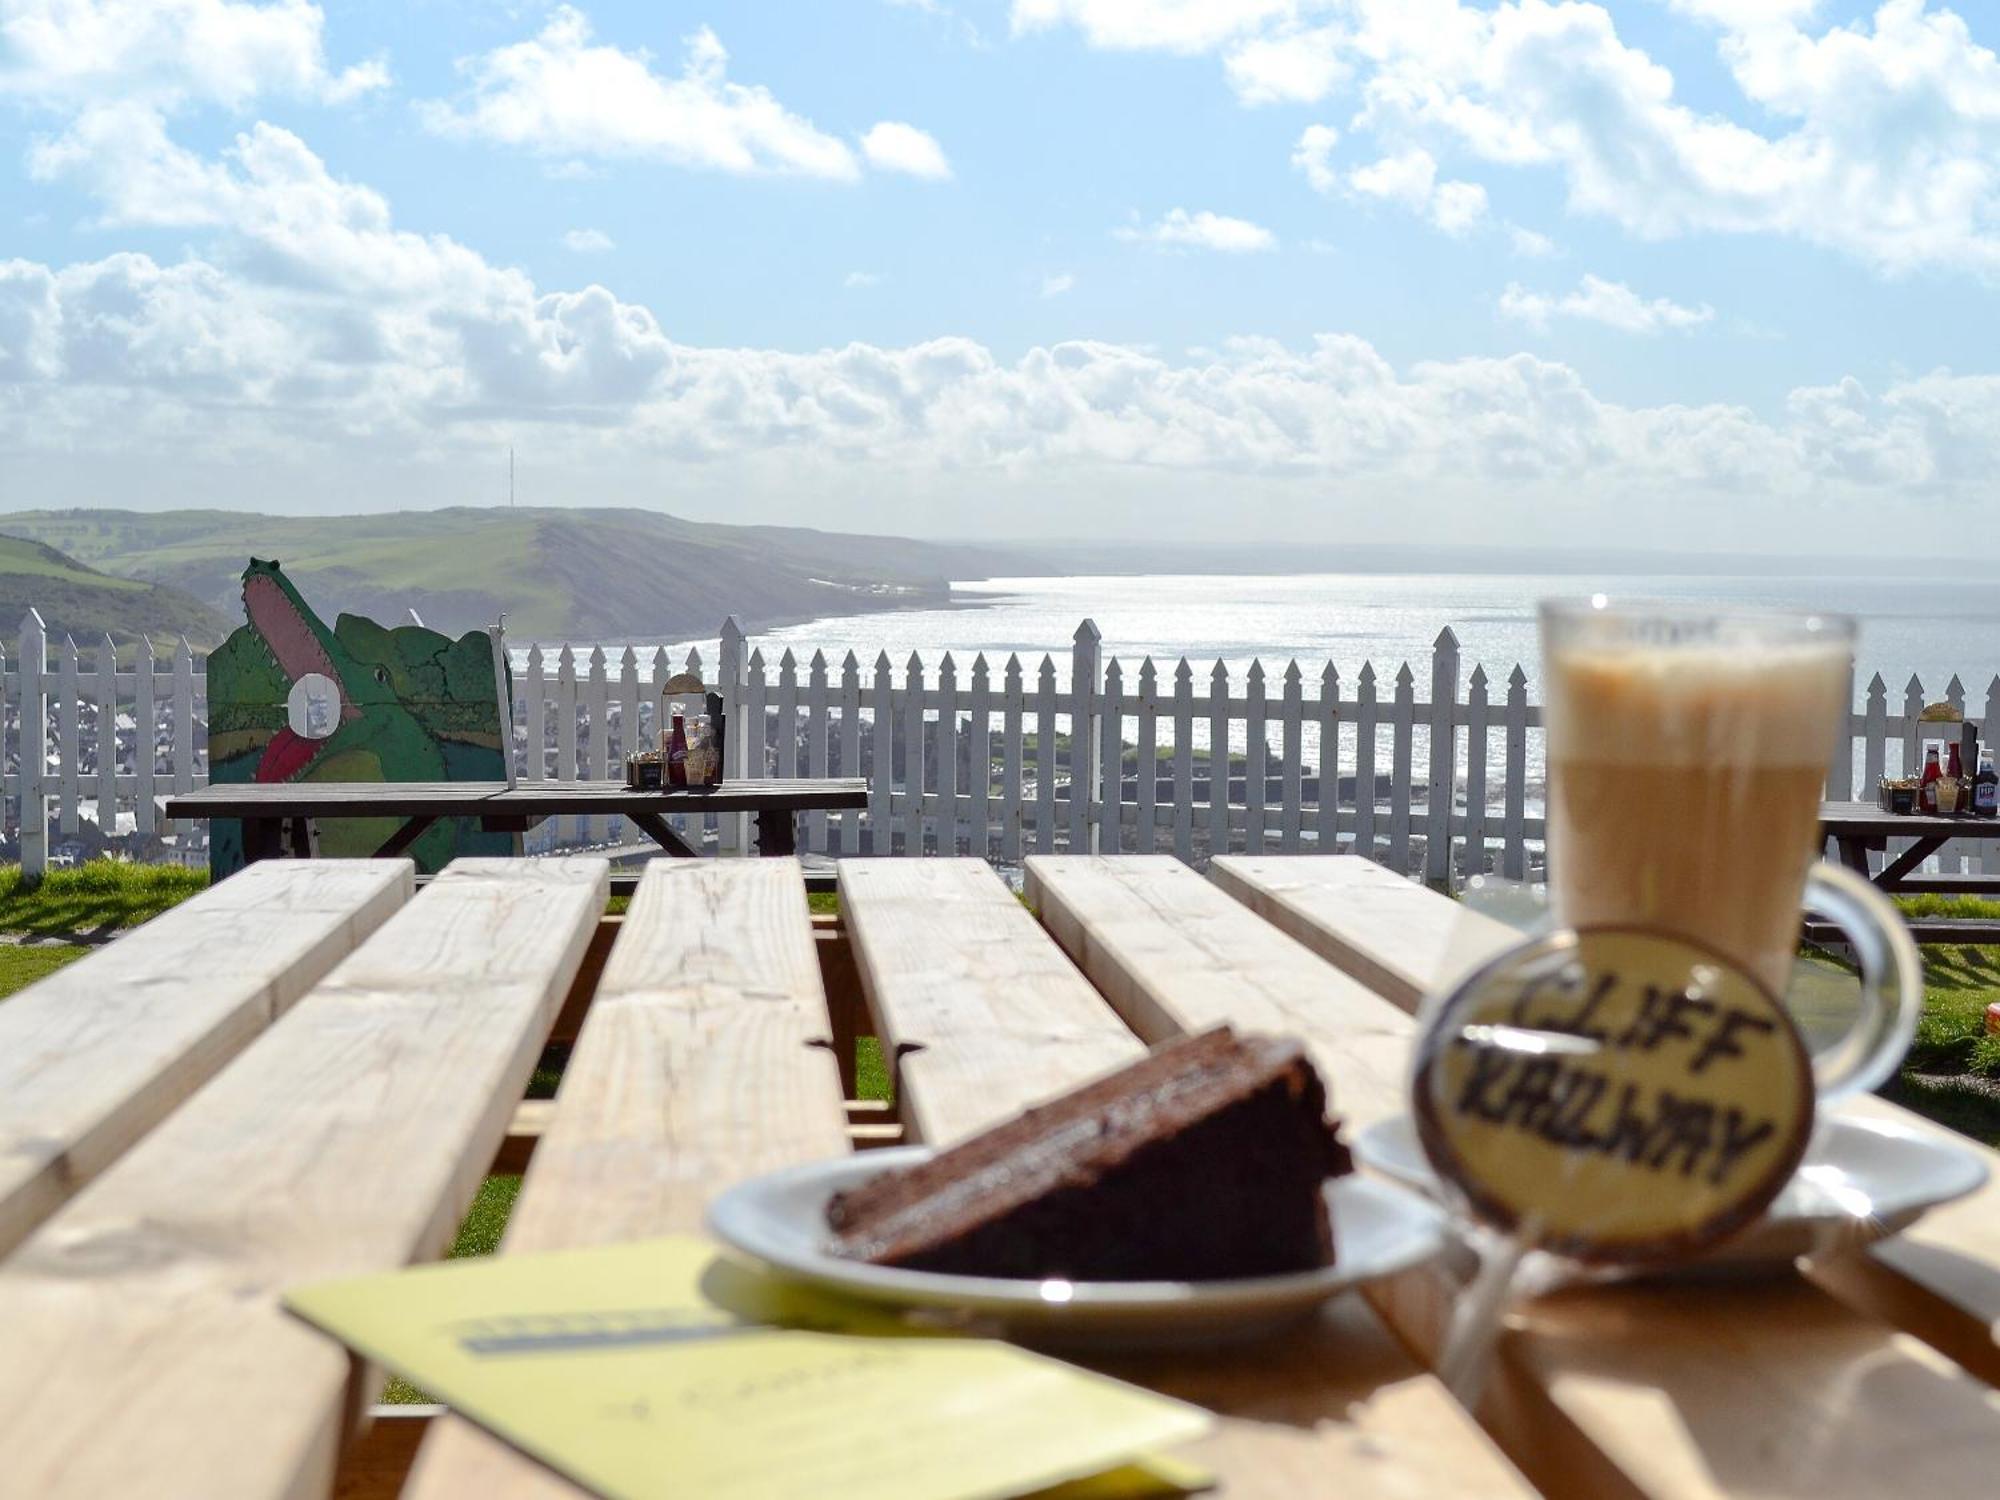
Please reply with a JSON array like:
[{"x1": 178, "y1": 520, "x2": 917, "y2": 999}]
[
  {"x1": 162, "y1": 778, "x2": 869, "y2": 860},
  {"x1": 1819, "y1": 800, "x2": 2000, "y2": 943},
  {"x1": 4, "y1": 852, "x2": 2000, "y2": 1499}
]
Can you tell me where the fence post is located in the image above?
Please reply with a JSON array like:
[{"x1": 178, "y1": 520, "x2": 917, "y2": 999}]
[
  {"x1": 714, "y1": 619, "x2": 744, "y2": 853},
  {"x1": 968, "y1": 654, "x2": 991, "y2": 860},
  {"x1": 1463, "y1": 664, "x2": 1488, "y2": 879},
  {"x1": 871, "y1": 652, "x2": 894, "y2": 855},
  {"x1": 1354, "y1": 663, "x2": 1377, "y2": 860},
  {"x1": 1830, "y1": 655, "x2": 1856, "y2": 800},
  {"x1": 1244, "y1": 660, "x2": 1267, "y2": 853},
  {"x1": 806, "y1": 651, "x2": 830, "y2": 856},
  {"x1": 1862, "y1": 674, "x2": 1887, "y2": 819},
  {"x1": 94, "y1": 635, "x2": 117, "y2": 837},
  {"x1": 1100, "y1": 656, "x2": 1123, "y2": 854},
  {"x1": 1425, "y1": 627, "x2": 1460, "y2": 886},
  {"x1": 938, "y1": 652, "x2": 961, "y2": 856},
  {"x1": 1280, "y1": 661, "x2": 1303, "y2": 853},
  {"x1": 1069, "y1": 620, "x2": 1101, "y2": 854},
  {"x1": 1001, "y1": 654, "x2": 1024, "y2": 863},
  {"x1": 134, "y1": 637, "x2": 155, "y2": 836},
  {"x1": 1986, "y1": 676, "x2": 2000, "y2": 875},
  {"x1": 172, "y1": 637, "x2": 195, "y2": 798},
  {"x1": 18, "y1": 611, "x2": 45, "y2": 880},
  {"x1": 56, "y1": 635, "x2": 78, "y2": 836},
  {"x1": 1389, "y1": 663, "x2": 1415, "y2": 875},
  {"x1": 1208, "y1": 660, "x2": 1230, "y2": 860},
  {"x1": 1172, "y1": 658, "x2": 1194, "y2": 862},
  {"x1": 839, "y1": 651, "x2": 862, "y2": 855},
  {"x1": 1316, "y1": 664, "x2": 1339, "y2": 855},
  {"x1": 1902, "y1": 674, "x2": 1924, "y2": 778},
  {"x1": 1136, "y1": 658, "x2": 1159, "y2": 854},
  {"x1": 903, "y1": 652, "x2": 926, "y2": 855},
  {"x1": 1502, "y1": 666, "x2": 1528, "y2": 880}
]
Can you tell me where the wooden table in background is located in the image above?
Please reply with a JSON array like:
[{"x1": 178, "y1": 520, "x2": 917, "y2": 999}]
[
  {"x1": 164, "y1": 778, "x2": 869, "y2": 860},
  {"x1": 5, "y1": 852, "x2": 2000, "y2": 1500},
  {"x1": 1819, "y1": 800, "x2": 2000, "y2": 943}
]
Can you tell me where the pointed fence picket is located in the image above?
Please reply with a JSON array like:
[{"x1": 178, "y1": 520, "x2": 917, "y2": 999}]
[{"x1": 3, "y1": 606, "x2": 1993, "y2": 890}]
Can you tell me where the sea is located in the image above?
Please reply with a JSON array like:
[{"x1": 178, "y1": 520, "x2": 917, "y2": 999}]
[{"x1": 658, "y1": 572, "x2": 2000, "y2": 708}]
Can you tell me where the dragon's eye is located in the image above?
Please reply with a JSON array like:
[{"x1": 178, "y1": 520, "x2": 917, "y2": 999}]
[{"x1": 375, "y1": 668, "x2": 389, "y2": 685}]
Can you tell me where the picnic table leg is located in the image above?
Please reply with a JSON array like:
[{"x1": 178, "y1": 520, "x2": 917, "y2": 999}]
[
  {"x1": 287, "y1": 817, "x2": 316, "y2": 858},
  {"x1": 1876, "y1": 835, "x2": 1947, "y2": 891},
  {"x1": 372, "y1": 817, "x2": 439, "y2": 860},
  {"x1": 755, "y1": 809, "x2": 797, "y2": 857},
  {"x1": 1835, "y1": 835, "x2": 1876, "y2": 879},
  {"x1": 242, "y1": 816, "x2": 283, "y2": 864},
  {"x1": 627, "y1": 810, "x2": 700, "y2": 858}
]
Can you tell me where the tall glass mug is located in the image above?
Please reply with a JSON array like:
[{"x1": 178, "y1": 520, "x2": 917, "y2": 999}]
[{"x1": 1539, "y1": 599, "x2": 1923, "y2": 1099}]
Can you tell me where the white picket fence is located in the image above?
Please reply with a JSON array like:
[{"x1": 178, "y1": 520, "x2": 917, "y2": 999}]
[{"x1": 7, "y1": 609, "x2": 1997, "y2": 886}]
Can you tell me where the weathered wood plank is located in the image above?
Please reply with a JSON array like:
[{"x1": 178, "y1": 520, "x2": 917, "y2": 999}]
[
  {"x1": 1209, "y1": 854, "x2": 2000, "y2": 1499},
  {"x1": 402, "y1": 858, "x2": 850, "y2": 1500},
  {"x1": 1000, "y1": 855, "x2": 1535, "y2": 1499},
  {"x1": 1210, "y1": 854, "x2": 1508, "y2": 1012},
  {"x1": 0, "y1": 859, "x2": 413, "y2": 1257},
  {"x1": 0, "y1": 857, "x2": 607, "y2": 1500},
  {"x1": 838, "y1": 857, "x2": 1143, "y2": 1144}
]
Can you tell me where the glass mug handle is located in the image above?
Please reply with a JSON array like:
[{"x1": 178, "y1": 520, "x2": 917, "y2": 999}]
[{"x1": 1799, "y1": 861, "x2": 1925, "y2": 1102}]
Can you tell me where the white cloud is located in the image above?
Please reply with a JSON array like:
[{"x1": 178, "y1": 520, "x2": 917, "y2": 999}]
[
  {"x1": 1289, "y1": 123, "x2": 1340, "y2": 193},
  {"x1": 1224, "y1": 23, "x2": 1347, "y2": 104},
  {"x1": 1024, "y1": 0, "x2": 2000, "y2": 278},
  {"x1": 11, "y1": 94, "x2": 2000, "y2": 543},
  {"x1": 419, "y1": 9, "x2": 863, "y2": 179},
  {"x1": 0, "y1": 0, "x2": 386, "y2": 109},
  {"x1": 1041, "y1": 271, "x2": 1076, "y2": 297},
  {"x1": 844, "y1": 270, "x2": 884, "y2": 288},
  {"x1": 860, "y1": 120, "x2": 952, "y2": 179},
  {"x1": 1499, "y1": 274, "x2": 1715, "y2": 334},
  {"x1": 1509, "y1": 225, "x2": 1558, "y2": 258},
  {"x1": 1010, "y1": 0, "x2": 1292, "y2": 54},
  {"x1": 562, "y1": 228, "x2": 614, "y2": 252},
  {"x1": 1117, "y1": 207, "x2": 1277, "y2": 252},
  {"x1": 1337, "y1": 147, "x2": 1487, "y2": 235}
]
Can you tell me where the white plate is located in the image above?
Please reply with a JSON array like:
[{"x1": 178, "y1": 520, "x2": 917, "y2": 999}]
[
  {"x1": 706, "y1": 1146, "x2": 1450, "y2": 1350},
  {"x1": 1354, "y1": 1112, "x2": 1987, "y2": 1270}
]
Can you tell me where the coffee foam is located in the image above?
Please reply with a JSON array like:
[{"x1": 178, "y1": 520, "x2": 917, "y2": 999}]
[{"x1": 1545, "y1": 642, "x2": 1848, "y2": 769}]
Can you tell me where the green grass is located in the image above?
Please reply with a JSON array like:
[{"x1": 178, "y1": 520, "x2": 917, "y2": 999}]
[
  {"x1": 381, "y1": 1175, "x2": 524, "y2": 1404},
  {"x1": 0, "y1": 943, "x2": 89, "y2": 994},
  {"x1": 0, "y1": 861, "x2": 208, "y2": 938}
]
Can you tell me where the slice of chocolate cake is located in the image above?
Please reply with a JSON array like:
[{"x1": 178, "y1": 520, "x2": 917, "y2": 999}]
[{"x1": 825, "y1": 1027, "x2": 1351, "y2": 1282}]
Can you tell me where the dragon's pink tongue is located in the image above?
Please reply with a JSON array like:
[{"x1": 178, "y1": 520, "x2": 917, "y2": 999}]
[{"x1": 256, "y1": 728, "x2": 320, "y2": 784}]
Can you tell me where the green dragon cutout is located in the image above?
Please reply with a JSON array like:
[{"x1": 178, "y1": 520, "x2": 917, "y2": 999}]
[{"x1": 207, "y1": 559, "x2": 517, "y2": 875}]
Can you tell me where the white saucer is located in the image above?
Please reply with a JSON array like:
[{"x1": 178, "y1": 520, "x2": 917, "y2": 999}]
[
  {"x1": 1354, "y1": 1111, "x2": 1987, "y2": 1270},
  {"x1": 707, "y1": 1146, "x2": 1449, "y2": 1350}
]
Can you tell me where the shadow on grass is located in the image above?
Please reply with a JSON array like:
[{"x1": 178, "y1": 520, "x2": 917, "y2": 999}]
[{"x1": 0, "y1": 862, "x2": 207, "y2": 939}]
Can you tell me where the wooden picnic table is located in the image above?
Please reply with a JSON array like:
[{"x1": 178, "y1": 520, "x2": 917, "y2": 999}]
[
  {"x1": 163, "y1": 778, "x2": 869, "y2": 860},
  {"x1": 1819, "y1": 800, "x2": 2000, "y2": 943},
  {"x1": 4, "y1": 852, "x2": 2000, "y2": 1500}
]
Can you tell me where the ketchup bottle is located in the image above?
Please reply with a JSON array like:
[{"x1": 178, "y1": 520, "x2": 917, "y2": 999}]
[{"x1": 1919, "y1": 744, "x2": 1942, "y2": 814}]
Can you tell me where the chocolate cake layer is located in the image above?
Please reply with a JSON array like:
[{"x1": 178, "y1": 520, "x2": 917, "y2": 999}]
[{"x1": 825, "y1": 1027, "x2": 1351, "y2": 1281}]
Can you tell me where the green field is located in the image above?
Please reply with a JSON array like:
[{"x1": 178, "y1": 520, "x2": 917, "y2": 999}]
[
  {"x1": 0, "y1": 506, "x2": 1021, "y2": 642},
  {"x1": 0, "y1": 534, "x2": 229, "y2": 649}
]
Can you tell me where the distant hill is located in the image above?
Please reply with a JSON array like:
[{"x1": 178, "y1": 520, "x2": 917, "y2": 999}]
[
  {"x1": 0, "y1": 508, "x2": 1027, "y2": 641},
  {"x1": 0, "y1": 534, "x2": 232, "y2": 650}
]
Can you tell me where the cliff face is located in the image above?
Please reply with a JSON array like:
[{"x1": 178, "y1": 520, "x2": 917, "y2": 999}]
[{"x1": 0, "y1": 507, "x2": 1026, "y2": 639}]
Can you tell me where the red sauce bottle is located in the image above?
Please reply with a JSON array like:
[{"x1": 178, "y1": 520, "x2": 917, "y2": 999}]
[
  {"x1": 1919, "y1": 744, "x2": 1942, "y2": 814},
  {"x1": 667, "y1": 714, "x2": 689, "y2": 788}
]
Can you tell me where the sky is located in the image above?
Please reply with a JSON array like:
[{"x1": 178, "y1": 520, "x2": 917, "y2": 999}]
[{"x1": 4, "y1": 0, "x2": 2000, "y2": 551}]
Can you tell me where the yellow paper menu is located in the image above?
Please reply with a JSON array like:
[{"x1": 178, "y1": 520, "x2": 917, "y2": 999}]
[{"x1": 285, "y1": 1235, "x2": 1212, "y2": 1500}]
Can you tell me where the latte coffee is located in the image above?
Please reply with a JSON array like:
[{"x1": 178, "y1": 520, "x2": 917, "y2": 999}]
[{"x1": 1543, "y1": 618, "x2": 1849, "y2": 1000}]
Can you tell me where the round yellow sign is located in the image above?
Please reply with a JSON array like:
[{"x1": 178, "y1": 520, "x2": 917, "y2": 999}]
[{"x1": 1413, "y1": 927, "x2": 1815, "y2": 1264}]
